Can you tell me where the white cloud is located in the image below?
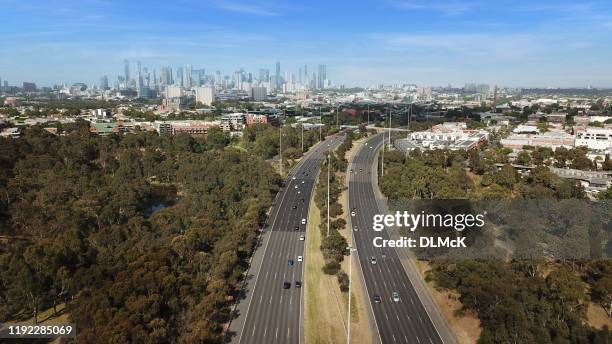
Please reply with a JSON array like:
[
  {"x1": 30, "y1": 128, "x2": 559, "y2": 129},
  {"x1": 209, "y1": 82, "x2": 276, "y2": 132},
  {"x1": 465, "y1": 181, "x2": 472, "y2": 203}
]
[
  {"x1": 208, "y1": 0, "x2": 279, "y2": 16},
  {"x1": 387, "y1": 0, "x2": 477, "y2": 16},
  {"x1": 367, "y1": 32, "x2": 591, "y2": 62}
]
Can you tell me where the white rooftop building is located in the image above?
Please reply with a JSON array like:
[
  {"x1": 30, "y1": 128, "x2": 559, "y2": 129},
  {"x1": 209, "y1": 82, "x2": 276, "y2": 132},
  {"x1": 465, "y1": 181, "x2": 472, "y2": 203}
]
[{"x1": 575, "y1": 128, "x2": 612, "y2": 151}]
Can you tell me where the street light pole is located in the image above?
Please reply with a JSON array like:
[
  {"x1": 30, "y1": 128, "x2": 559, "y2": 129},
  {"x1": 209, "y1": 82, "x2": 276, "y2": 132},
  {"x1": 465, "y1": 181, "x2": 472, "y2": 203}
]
[
  {"x1": 279, "y1": 125, "x2": 283, "y2": 177},
  {"x1": 388, "y1": 104, "x2": 392, "y2": 146},
  {"x1": 319, "y1": 106, "x2": 322, "y2": 142},
  {"x1": 336, "y1": 104, "x2": 339, "y2": 127},
  {"x1": 301, "y1": 124, "x2": 304, "y2": 152},
  {"x1": 346, "y1": 246, "x2": 356, "y2": 344},
  {"x1": 327, "y1": 153, "x2": 330, "y2": 237}
]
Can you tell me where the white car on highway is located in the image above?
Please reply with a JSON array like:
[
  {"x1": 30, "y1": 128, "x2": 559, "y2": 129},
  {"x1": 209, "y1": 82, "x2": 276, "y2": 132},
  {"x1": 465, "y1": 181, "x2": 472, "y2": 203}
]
[
  {"x1": 297, "y1": 256, "x2": 303, "y2": 262},
  {"x1": 301, "y1": 218, "x2": 306, "y2": 225}
]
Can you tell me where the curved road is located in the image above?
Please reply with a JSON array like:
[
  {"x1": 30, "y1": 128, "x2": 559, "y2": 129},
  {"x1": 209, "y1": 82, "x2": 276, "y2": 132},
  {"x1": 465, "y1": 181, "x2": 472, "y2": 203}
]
[
  {"x1": 229, "y1": 134, "x2": 345, "y2": 344},
  {"x1": 348, "y1": 134, "x2": 446, "y2": 344}
]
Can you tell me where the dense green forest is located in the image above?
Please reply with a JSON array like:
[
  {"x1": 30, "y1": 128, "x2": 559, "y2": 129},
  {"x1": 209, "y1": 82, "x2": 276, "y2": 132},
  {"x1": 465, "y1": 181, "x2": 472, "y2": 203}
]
[
  {"x1": 0, "y1": 121, "x2": 308, "y2": 342},
  {"x1": 379, "y1": 146, "x2": 611, "y2": 343}
]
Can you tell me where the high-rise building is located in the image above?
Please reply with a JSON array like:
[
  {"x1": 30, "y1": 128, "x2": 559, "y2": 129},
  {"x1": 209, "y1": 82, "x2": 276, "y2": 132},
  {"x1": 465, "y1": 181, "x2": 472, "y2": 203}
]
[
  {"x1": 22, "y1": 82, "x2": 37, "y2": 92},
  {"x1": 123, "y1": 59, "x2": 130, "y2": 87},
  {"x1": 251, "y1": 86, "x2": 267, "y2": 101},
  {"x1": 160, "y1": 66, "x2": 172, "y2": 86},
  {"x1": 215, "y1": 71, "x2": 222, "y2": 85},
  {"x1": 317, "y1": 64, "x2": 326, "y2": 89},
  {"x1": 195, "y1": 86, "x2": 216, "y2": 106},
  {"x1": 152, "y1": 70, "x2": 158, "y2": 89},
  {"x1": 166, "y1": 85, "x2": 183, "y2": 98},
  {"x1": 275, "y1": 61, "x2": 281, "y2": 89},
  {"x1": 100, "y1": 75, "x2": 109, "y2": 90},
  {"x1": 185, "y1": 65, "x2": 192, "y2": 88},
  {"x1": 176, "y1": 67, "x2": 184, "y2": 87},
  {"x1": 234, "y1": 70, "x2": 243, "y2": 89},
  {"x1": 259, "y1": 69, "x2": 269, "y2": 83}
]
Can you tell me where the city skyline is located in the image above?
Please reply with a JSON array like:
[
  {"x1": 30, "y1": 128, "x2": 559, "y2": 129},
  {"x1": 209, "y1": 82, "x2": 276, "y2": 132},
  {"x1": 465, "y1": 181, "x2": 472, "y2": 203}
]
[{"x1": 2, "y1": 0, "x2": 612, "y2": 87}]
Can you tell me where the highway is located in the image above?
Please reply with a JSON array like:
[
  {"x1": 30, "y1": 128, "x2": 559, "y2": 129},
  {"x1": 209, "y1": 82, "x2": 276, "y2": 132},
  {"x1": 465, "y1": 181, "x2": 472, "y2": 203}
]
[
  {"x1": 230, "y1": 133, "x2": 344, "y2": 344},
  {"x1": 348, "y1": 134, "x2": 444, "y2": 344}
]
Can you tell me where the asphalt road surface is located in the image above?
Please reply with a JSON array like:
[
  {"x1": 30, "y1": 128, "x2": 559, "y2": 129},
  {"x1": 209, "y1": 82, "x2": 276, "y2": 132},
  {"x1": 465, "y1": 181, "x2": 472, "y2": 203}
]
[
  {"x1": 232, "y1": 133, "x2": 345, "y2": 344},
  {"x1": 348, "y1": 134, "x2": 444, "y2": 344}
]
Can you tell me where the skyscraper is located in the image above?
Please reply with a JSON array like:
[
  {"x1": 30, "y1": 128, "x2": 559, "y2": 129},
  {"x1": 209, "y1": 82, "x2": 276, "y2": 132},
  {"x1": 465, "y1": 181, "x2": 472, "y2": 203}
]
[
  {"x1": 195, "y1": 86, "x2": 216, "y2": 106},
  {"x1": 123, "y1": 59, "x2": 130, "y2": 87},
  {"x1": 176, "y1": 67, "x2": 184, "y2": 87},
  {"x1": 152, "y1": 70, "x2": 158, "y2": 89},
  {"x1": 259, "y1": 69, "x2": 269, "y2": 83},
  {"x1": 317, "y1": 64, "x2": 326, "y2": 89},
  {"x1": 99, "y1": 75, "x2": 109, "y2": 90},
  {"x1": 275, "y1": 61, "x2": 281, "y2": 89},
  {"x1": 160, "y1": 66, "x2": 173, "y2": 86},
  {"x1": 185, "y1": 65, "x2": 193, "y2": 88}
]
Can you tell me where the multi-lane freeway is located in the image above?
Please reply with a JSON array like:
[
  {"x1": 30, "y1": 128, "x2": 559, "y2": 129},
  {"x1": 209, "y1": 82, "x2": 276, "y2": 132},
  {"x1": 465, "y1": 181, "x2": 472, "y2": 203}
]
[
  {"x1": 229, "y1": 134, "x2": 344, "y2": 344},
  {"x1": 348, "y1": 134, "x2": 445, "y2": 344}
]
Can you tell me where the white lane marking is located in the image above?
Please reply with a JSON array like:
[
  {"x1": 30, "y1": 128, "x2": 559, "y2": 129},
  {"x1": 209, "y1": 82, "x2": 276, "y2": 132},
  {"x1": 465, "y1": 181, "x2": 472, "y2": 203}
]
[
  {"x1": 416, "y1": 335, "x2": 421, "y2": 344},
  {"x1": 289, "y1": 294, "x2": 292, "y2": 305},
  {"x1": 385, "y1": 313, "x2": 389, "y2": 320},
  {"x1": 251, "y1": 326, "x2": 256, "y2": 337},
  {"x1": 405, "y1": 335, "x2": 409, "y2": 343},
  {"x1": 280, "y1": 294, "x2": 283, "y2": 304},
  {"x1": 419, "y1": 315, "x2": 423, "y2": 323},
  {"x1": 287, "y1": 327, "x2": 290, "y2": 340},
  {"x1": 392, "y1": 334, "x2": 397, "y2": 342},
  {"x1": 275, "y1": 327, "x2": 278, "y2": 340},
  {"x1": 429, "y1": 338, "x2": 434, "y2": 344},
  {"x1": 259, "y1": 295, "x2": 263, "y2": 304},
  {"x1": 264, "y1": 328, "x2": 267, "y2": 337},
  {"x1": 396, "y1": 314, "x2": 400, "y2": 321},
  {"x1": 269, "y1": 295, "x2": 273, "y2": 304}
]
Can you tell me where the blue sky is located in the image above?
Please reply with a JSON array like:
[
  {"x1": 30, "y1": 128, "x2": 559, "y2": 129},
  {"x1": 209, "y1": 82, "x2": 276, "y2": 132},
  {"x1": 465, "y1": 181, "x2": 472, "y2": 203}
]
[{"x1": 1, "y1": 0, "x2": 612, "y2": 87}]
